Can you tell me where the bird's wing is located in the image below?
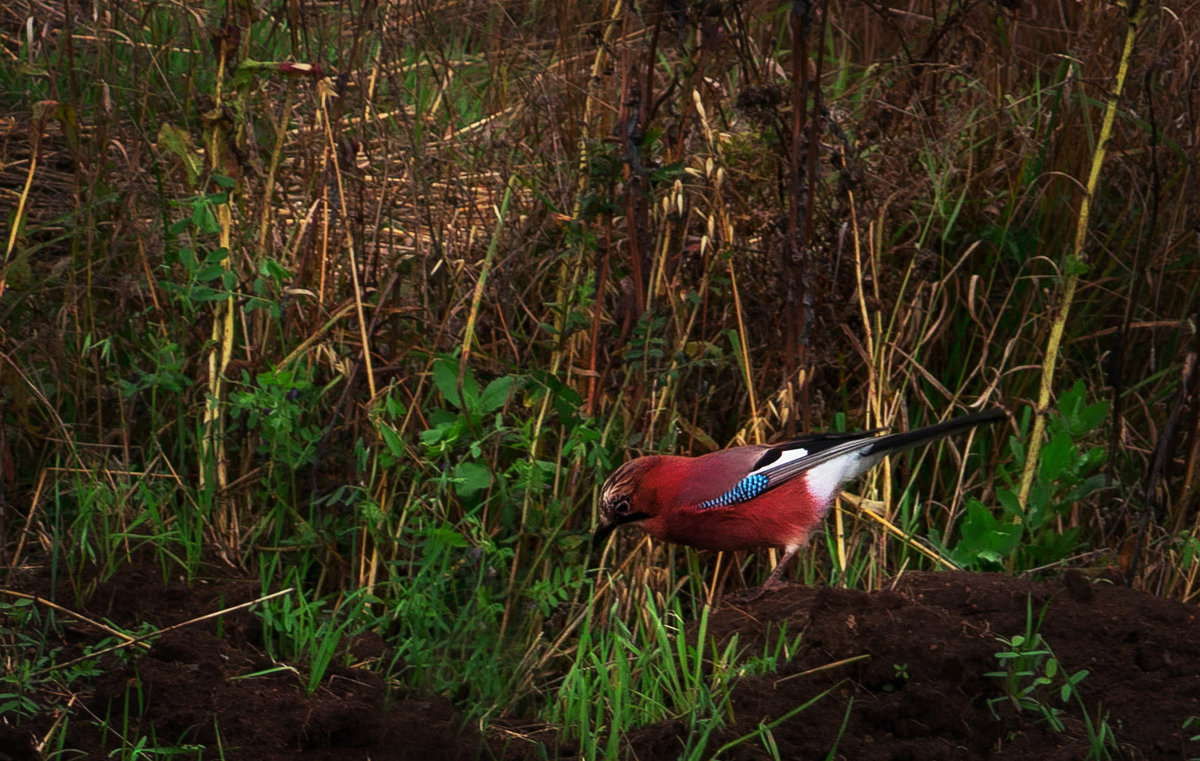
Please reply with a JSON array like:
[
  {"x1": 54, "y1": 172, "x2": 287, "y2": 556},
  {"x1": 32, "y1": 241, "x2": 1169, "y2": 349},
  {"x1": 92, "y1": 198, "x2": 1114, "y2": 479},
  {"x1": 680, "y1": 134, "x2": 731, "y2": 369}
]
[
  {"x1": 684, "y1": 430, "x2": 884, "y2": 510},
  {"x1": 759, "y1": 409, "x2": 1005, "y2": 486},
  {"x1": 748, "y1": 429, "x2": 886, "y2": 472},
  {"x1": 688, "y1": 409, "x2": 1005, "y2": 510}
]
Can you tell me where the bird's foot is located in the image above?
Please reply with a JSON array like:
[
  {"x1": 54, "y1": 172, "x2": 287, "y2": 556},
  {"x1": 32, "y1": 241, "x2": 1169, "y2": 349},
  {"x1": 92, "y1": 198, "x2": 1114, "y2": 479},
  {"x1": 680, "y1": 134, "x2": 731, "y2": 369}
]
[{"x1": 732, "y1": 578, "x2": 789, "y2": 604}]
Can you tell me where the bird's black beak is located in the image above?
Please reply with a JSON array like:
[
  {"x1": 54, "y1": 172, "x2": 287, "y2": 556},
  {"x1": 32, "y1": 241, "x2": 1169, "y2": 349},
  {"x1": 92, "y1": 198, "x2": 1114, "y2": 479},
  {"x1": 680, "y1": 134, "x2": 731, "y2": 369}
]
[
  {"x1": 592, "y1": 521, "x2": 619, "y2": 549},
  {"x1": 591, "y1": 512, "x2": 650, "y2": 550}
]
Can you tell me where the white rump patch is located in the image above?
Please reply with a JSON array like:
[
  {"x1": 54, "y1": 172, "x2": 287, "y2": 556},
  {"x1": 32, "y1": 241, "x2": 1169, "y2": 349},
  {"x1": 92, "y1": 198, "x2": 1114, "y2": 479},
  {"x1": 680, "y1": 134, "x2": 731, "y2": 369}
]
[
  {"x1": 752, "y1": 447, "x2": 808, "y2": 475},
  {"x1": 804, "y1": 452, "x2": 878, "y2": 506}
]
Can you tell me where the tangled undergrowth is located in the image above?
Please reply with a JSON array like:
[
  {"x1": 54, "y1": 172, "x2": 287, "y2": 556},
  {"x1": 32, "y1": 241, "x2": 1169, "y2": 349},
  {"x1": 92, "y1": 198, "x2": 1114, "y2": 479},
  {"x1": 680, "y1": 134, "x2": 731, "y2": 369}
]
[{"x1": 2, "y1": 0, "x2": 1198, "y2": 756}]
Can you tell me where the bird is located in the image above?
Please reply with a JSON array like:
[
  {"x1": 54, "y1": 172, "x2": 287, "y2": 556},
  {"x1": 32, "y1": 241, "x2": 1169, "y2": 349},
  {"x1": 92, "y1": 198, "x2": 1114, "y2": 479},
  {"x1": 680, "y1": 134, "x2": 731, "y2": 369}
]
[{"x1": 594, "y1": 408, "x2": 1006, "y2": 599}]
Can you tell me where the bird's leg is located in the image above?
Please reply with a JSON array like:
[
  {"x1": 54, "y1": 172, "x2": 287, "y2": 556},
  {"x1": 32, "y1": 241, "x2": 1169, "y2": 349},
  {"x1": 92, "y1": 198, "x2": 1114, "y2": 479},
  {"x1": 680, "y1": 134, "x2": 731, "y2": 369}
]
[{"x1": 734, "y1": 544, "x2": 801, "y2": 603}]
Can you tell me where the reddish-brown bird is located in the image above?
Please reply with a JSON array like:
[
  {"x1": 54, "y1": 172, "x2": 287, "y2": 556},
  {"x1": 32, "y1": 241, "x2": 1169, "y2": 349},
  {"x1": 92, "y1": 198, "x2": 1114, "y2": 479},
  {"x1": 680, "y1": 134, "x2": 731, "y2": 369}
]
[{"x1": 594, "y1": 408, "x2": 1005, "y2": 598}]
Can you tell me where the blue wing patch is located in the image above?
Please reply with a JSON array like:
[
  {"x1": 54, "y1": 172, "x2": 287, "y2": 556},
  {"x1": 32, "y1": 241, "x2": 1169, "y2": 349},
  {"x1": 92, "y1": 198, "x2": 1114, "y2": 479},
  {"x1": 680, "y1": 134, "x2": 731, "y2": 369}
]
[{"x1": 697, "y1": 473, "x2": 769, "y2": 509}]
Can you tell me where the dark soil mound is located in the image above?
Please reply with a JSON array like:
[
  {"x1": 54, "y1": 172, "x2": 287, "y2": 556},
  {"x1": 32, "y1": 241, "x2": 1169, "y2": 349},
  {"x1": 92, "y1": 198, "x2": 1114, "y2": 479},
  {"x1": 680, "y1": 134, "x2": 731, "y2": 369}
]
[
  {"x1": 0, "y1": 562, "x2": 488, "y2": 761},
  {"x1": 671, "y1": 571, "x2": 1200, "y2": 760},
  {"x1": 2, "y1": 565, "x2": 1197, "y2": 759}
]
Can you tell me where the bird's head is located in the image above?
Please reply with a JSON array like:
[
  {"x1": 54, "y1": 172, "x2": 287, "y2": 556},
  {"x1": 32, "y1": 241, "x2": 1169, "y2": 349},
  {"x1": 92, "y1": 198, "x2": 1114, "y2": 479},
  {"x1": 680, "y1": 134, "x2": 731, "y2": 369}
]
[{"x1": 593, "y1": 457, "x2": 660, "y2": 548}]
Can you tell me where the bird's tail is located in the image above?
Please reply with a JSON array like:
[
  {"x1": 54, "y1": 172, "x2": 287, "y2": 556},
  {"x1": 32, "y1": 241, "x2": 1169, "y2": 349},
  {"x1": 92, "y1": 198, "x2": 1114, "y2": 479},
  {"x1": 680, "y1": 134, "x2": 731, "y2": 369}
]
[{"x1": 863, "y1": 408, "x2": 1007, "y2": 458}]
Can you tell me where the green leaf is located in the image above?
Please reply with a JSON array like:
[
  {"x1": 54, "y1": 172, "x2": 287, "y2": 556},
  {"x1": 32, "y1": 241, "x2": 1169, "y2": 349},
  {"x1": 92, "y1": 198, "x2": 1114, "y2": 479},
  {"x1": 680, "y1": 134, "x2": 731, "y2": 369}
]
[
  {"x1": 1079, "y1": 445, "x2": 1106, "y2": 472},
  {"x1": 260, "y1": 258, "x2": 291, "y2": 280},
  {"x1": 432, "y1": 358, "x2": 481, "y2": 413},
  {"x1": 996, "y1": 488, "x2": 1023, "y2": 520},
  {"x1": 195, "y1": 263, "x2": 226, "y2": 283},
  {"x1": 187, "y1": 285, "x2": 229, "y2": 302},
  {"x1": 1025, "y1": 481, "x2": 1053, "y2": 526},
  {"x1": 1058, "y1": 380, "x2": 1085, "y2": 418},
  {"x1": 461, "y1": 372, "x2": 481, "y2": 414},
  {"x1": 378, "y1": 425, "x2": 405, "y2": 457},
  {"x1": 426, "y1": 524, "x2": 470, "y2": 549},
  {"x1": 453, "y1": 461, "x2": 491, "y2": 498},
  {"x1": 191, "y1": 202, "x2": 221, "y2": 233},
  {"x1": 952, "y1": 499, "x2": 1023, "y2": 569},
  {"x1": 384, "y1": 393, "x2": 406, "y2": 418},
  {"x1": 419, "y1": 420, "x2": 457, "y2": 446},
  {"x1": 1039, "y1": 431, "x2": 1074, "y2": 482},
  {"x1": 1063, "y1": 255, "x2": 1090, "y2": 276},
  {"x1": 1007, "y1": 434, "x2": 1026, "y2": 464},
  {"x1": 156, "y1": 122, "x2": 202, "y2": 187},
  {"x1": 480, "y1": 375, "x2": 516, "y2": 413},
  {"x1": 1076, "y1": 400, "x2": 1108, "y2": 432},
  {"x1": 431, "y1": 359, "x2": 462, "y2": 409}
]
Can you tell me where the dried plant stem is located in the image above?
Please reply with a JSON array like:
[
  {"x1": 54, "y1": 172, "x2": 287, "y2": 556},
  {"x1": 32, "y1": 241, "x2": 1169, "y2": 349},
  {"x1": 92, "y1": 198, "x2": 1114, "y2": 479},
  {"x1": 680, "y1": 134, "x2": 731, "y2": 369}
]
[
  {"x1": 1, "y1": 106, "x2": 42, "y2": 296},
  {"x1": 1016, "y1": 1, "x2": 1146, "y2": 511},
  {"x1": 461, "y1": 179, "x2": 513, "y2": 377},
  {"x1": 0, "y1": 588, "x2": 149, "y2": 648},
  {"x1": 200, "y1": 51, "x2": 236, "y2": 537},
  {"x1": 321, "y1": 89, "x2": 377, "y2": 401},
  {"x1": 729, "y1": 261, "x2": 760, "y2": 445},
  {"x1": 29, "y1": 588, "x2": 295, "y2": 678}
]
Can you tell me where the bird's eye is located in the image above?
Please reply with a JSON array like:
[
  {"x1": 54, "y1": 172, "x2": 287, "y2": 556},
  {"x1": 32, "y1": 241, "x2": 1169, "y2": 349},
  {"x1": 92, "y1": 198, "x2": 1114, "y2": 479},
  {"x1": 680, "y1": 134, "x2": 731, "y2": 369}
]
[{"x1": 609, "y1": 495, "x2": 631, "y2": 516}]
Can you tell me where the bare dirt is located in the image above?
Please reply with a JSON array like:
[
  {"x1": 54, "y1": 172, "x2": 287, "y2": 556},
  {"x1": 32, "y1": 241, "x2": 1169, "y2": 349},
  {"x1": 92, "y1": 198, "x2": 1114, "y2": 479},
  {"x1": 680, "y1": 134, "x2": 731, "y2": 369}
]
[
  {"x1": 680, "y1": 572, "x2": 1200, "y2": 761},
  {"x1": 2, "y1": 563, "x2": 1197, "y2": 760}
]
